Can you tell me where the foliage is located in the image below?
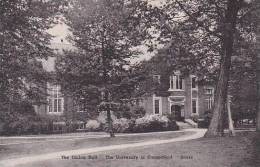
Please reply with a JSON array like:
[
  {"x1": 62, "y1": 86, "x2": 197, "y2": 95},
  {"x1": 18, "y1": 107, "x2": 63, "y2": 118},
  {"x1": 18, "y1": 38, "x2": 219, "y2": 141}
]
[
  {"x1": 198, "y1": 109, "x2": 229, "y2": 129},
  {"x1": 97, "y1": 111, "x2": 117, "y2": 124},
  {"x1": 0, "y1": 0, "x2": 66, "y2": 107},
  {"x1": 85, "y1": 120, "x2": 101, "y2": 131},
  {"x1": 131, "y1": 53, "x2": 174, "y2": 97},
  {"x1": 56, "y1": 0, "x2": 155, "y2": 105},
  {"x1": 132, "y1": 114, "x2": 179, "y2": 133},
  {"x1": 152, "y1": 0, "x2": 259, "y2": 136},
  {"x1": 0, "y1": 100, "x2": 56, "y2": 135},
  {"x1": 113, "y1": 118, "x2": 133, "y2": 133},
  {"x1": 55, "y1": 0, "x2": 157, "y2": 136},
  {"x1": 131, "y1": 106, "x2": 146, "y2": 118}
]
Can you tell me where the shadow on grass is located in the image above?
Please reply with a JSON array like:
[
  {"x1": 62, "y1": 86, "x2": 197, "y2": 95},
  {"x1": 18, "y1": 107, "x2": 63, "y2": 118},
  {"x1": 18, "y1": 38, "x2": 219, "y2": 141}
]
[{"x1": 232, "y1": 132, "x2": 260, "y2": 167}]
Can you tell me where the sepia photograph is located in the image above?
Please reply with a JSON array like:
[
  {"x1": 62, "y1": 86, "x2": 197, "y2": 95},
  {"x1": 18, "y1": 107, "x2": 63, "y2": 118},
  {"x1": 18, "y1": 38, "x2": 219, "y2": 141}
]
[{"x1": 0, "y1": 0, "x2": 260, "y2": 167}]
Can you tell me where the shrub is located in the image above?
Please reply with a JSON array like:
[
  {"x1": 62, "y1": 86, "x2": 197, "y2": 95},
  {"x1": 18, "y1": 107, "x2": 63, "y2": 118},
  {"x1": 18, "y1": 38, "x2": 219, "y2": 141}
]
[
  {"x1": 132, "y1": 114, "x2": 178, "y2": 133},
  {"x1": 113, "y1": 118, "x2": 131, "y2": 133},
  {"x1": 166, "y1": 113, "x2": 176, "y2": 122},
  {"x1": 85, "y1": 120, "x2": 101, "y2": 131},
  {"x1": 199, "y1": 110, "x2": 229, "y2": 128},
  {"x1": 97, "y1": 111, "x2": 117, "y2": 124}
]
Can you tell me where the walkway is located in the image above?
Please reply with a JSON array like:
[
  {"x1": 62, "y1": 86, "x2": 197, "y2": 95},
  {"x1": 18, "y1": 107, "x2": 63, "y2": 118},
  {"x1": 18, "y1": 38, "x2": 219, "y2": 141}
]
[{"x1": 0, "y1": 129, "x2": 207, "y2": 167}]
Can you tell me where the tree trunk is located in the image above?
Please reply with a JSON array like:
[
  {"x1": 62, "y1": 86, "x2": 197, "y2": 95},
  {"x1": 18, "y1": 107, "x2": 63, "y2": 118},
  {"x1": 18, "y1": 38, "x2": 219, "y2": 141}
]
[
  {"x1": 227, "y1": 95, "x2": 235, "y2": 136},
  {"x1": 101, "y1": 37, "x2": 115, "y2": 137},
  {"x1": 204, "y1": 0, "x2": 240, "y2": 137},
  {"x1": 106, "y1": 109, "x2": 115, "y2": 137},
  {"x1": 256, "y1": 6, "x2": 260, "y2": 132}
]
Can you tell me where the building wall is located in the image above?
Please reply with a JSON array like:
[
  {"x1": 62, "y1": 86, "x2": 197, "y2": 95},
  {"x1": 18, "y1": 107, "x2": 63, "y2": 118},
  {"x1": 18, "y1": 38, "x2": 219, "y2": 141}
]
[
  {"x1": 141, "y1": 75, "x2": 214, "y2": 119},
  {"x1": 35, "y1": 75, "x2": 213, "y2": 124}
]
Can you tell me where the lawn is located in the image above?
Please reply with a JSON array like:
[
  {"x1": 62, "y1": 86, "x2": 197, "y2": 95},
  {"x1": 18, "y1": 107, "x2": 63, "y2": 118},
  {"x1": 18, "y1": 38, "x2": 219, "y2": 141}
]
[{"x1": 19, "y1": 131, "x2": 260, "y2": 167}]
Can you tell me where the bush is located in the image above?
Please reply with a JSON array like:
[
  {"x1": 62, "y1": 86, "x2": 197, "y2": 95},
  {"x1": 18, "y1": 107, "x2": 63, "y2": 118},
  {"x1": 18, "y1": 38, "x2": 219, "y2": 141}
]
[
  {"x1": 85, "y1": 120, "x2": 101, "y2": 131},
  {"x1": 198, "y1": 110, "x2": 229, "y2": 129},
  {"x1": 113, "y1": 118, "x2": 132, "y2": 133},
  {"x1": 97, "y1": 111, "x2": 117, "y2": 124},
  {"x1": 132, "y1": 114, "x2": 178, "y2": 133}
]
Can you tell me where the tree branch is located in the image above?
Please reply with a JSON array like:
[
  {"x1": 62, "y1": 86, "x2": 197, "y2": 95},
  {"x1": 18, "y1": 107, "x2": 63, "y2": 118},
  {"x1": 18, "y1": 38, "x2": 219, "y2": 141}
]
[{"x1": 175, "y1": 0, "x2": 222, "y2": 39}]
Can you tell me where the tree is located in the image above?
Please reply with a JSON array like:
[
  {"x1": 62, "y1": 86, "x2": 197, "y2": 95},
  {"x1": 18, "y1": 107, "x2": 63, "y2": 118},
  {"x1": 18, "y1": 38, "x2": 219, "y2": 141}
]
[
  {"x1": 0, "y1": 0, "x2": 65, "y2": 109},
  {"x1": 56, "y1": 0, "x2": 154, "y2": 137},
  {"x1": 255, "y1": 0, "x2": 260, "y2": 131},
  {"x1": 157, "y1": 0, "x2": 258, "y2": 137},
  {"x1": 0, "y1": 0, "x2": 66, "y2": 135}
]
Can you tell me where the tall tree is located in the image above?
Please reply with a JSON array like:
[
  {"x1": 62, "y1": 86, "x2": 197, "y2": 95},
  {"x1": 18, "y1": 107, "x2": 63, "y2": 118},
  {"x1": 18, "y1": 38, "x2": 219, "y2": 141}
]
[
  {"x1": 158, "y1": 0, "x2": 258, "y2": 137},
  {"x1": 56, "y1": 0, "x2": 154, "y2": 137},
  {"x1": 0, "y1": 0, "x2": 65, "y2": 110},
  {"x1": 255, "y1": 0, "x2": 260, "y2": 131}
]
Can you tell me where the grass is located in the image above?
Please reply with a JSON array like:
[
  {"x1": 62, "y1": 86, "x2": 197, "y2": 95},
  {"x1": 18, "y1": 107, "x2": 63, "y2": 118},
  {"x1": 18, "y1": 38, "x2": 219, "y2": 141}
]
[{"x1": 18, "y1": 131, "x2": 260, "y2": 167}]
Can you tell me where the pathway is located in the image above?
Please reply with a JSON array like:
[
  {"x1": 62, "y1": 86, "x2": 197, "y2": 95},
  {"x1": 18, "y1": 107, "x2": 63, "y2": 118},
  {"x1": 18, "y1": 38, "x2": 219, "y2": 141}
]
[{"x1": 0, "y1": 129, "x2": 207, "y2": 167}]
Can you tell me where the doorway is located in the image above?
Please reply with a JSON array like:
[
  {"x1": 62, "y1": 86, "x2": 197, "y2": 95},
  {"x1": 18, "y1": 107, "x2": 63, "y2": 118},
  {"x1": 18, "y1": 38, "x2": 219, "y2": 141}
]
[{"x1": 171, "y1": 105, "x2": 182, "y2": 121}]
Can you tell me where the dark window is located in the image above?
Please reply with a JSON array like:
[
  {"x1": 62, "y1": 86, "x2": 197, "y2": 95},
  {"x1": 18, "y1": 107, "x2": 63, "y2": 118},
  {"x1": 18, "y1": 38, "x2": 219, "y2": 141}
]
[
  {"x1": 54, "y1": 99, "x2": 58, "y2": 112},
  {"x1": 205, "y1": 88, "x2": 213, "y2": 95},
  {"x1": 154, "y1": 99, "x2": 160, "y2": 114},
  {"x1": 178, "y1": 78, "x2": 183, "y2": 89},
  {"x1": 170, "y1": 76, "x2": 174, "y2": 89},
  {"x1": 192, "y1": 100, "x2": 197, "y2": 113},
  {"x1": 192, "y1": 77, "x2": 197, "y2": 88}
]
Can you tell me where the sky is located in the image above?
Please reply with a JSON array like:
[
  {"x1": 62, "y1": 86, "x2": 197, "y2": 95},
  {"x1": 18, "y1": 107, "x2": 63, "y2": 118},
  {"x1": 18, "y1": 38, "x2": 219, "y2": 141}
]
[{"x1": 42, "y1": 0, "x2": 165, "y2": 71}]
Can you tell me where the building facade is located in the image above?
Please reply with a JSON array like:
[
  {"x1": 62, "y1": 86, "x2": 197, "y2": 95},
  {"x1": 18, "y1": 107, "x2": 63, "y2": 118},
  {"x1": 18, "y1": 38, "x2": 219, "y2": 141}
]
[
  {"x1": 138, "y1": 71, "x2": 214, "y2": 121},
  {"x1": 34, "y1": 43, "x2": 214, "y2": 131}
]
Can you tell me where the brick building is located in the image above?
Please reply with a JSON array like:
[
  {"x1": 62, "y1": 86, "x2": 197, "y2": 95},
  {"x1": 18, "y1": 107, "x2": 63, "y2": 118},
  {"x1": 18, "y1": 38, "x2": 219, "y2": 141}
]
[
  {"x1": 138, "y1": 71, "x2": 214, "y2": 121},
  {"x1": 33, "y1": 43, "x2": 88, "y2": 132},
  {"x1": 34, "y1": 43, "x2": 214, "y2": 132}
]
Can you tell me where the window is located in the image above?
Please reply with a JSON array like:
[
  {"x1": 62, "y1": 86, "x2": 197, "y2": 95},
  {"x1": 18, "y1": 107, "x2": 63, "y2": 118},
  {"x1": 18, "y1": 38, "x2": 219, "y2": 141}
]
[
  {"x1": 192, "y1": 99, "x2": 198, "y2": 114},
  {"x1": 191, "y1": 76, "x2": 197, "y2": 89},
  {"x1": 206, "y1": 97, "x2": 214, "y2": 109},
  {"x1": 153, "y1": 75, "x2": 161, "y2": 83},
  {"x1": 170, "y1": 74, "x2": 183, "y2": 90},
  {"x1": 154, "y1": 100, "x2": 160, "y2": 114},
  {"x1": 205, "y1": 88, "x2": 214, "y2": 95},
  {"x1": 47, "y1": 84, "x2": 64, "y2": 114},
  {"x1": 153, "y1": 96, "x2": 162, "y2": 115}
]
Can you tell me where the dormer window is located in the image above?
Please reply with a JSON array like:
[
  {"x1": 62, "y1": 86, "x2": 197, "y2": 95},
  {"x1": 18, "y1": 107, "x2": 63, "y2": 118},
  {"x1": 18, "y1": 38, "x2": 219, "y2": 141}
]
[{"x1": 169, "y1": 72, "x2": 183, "y2": 90}]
